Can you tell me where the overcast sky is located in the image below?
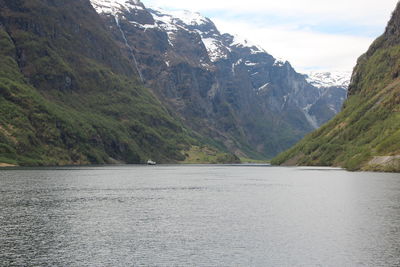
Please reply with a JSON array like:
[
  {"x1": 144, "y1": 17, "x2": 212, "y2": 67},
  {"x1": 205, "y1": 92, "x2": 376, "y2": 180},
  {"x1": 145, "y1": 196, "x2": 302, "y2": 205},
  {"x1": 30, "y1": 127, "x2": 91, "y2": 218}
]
[{"x1": 142, "y1": 0, "x2": 399, "y2": 73}]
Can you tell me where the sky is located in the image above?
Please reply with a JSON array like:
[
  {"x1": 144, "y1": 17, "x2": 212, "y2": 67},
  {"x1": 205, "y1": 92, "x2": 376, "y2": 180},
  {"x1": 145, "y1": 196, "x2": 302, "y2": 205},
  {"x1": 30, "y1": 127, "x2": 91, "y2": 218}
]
[{"x1": 142, "y1": 0, "x2": 399, "y2": 73}]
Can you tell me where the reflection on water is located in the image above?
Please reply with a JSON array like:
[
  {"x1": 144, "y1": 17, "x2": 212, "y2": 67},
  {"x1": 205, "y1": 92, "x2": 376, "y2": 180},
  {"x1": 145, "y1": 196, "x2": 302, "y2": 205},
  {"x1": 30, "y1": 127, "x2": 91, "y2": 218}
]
[{"x1": 1, "y1": 165, "x2": 400, "y2": 266}]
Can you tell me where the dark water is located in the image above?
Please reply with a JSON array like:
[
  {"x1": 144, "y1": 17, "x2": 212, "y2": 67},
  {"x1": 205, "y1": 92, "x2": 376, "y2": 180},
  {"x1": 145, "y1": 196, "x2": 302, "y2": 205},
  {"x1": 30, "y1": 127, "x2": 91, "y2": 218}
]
[{"x1": 1, "y1": 165, "x2": 400, "y2": 266}]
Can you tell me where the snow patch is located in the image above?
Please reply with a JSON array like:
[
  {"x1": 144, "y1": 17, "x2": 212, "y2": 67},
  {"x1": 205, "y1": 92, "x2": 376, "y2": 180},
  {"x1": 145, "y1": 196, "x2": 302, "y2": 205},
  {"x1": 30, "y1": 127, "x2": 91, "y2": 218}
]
[
  {"x1": 149, "y1": 9, "x2": 179, "y2": 32},
  {"x1": 128, "y1": 20, "x2": 158, "y2": 30},
  {"x1": 258, "y1": 83, "x2": 270, "y2": 92},
  {"x1": 201, "y1": 37, "x2": 227, "y2": 62},
  {"x1": 231, "y1": 59, "x2": 243, "y2": 74},
  {"x1": 245, "y1": 61, "x2": 258, "y2": 66},
  {"x1": 149, "y1": 8, "x2": 227, "y2": 62},
  {"x1": 273, "y1": 58, "x2": 286, "y2": 67},
  {"x1": 231, "y1": 35, "x2": 264, "y2": 52},
  {"x1": 90, "y1": 0, "x2": 144, "y2": 15},
  {"x1": 164, "y1": 9, "x2": 209, "y2": 26},
  {"x1": 149, "y1": 7, "x2": 210, "y2": 31}
]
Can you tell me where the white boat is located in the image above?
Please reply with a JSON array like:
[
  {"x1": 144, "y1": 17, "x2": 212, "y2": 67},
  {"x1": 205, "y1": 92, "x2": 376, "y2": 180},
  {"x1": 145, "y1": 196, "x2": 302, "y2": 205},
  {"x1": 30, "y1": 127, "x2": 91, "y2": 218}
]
[{"x1": 147, "y1": 159, "x2": 156, "y2": 165}]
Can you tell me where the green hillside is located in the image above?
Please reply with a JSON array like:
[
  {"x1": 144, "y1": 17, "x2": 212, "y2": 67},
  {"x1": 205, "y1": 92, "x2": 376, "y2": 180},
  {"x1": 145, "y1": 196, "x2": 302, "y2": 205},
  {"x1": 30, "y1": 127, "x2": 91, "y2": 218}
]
[
  {"x1": 0, "y1": 0, "x2": 199, "y2": 165},
  {"x1": 272, "y1": 3, "x2": 400, "y2": 172}
]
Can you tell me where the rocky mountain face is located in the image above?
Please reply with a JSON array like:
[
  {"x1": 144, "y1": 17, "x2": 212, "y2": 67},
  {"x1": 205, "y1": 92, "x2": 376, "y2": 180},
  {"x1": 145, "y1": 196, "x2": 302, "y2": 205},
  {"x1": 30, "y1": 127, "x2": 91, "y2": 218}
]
[
  {"x1": 90, "y1": 0, "x2": 348, "y2": 158},
  {"x1": 272, "y1": 2, "x2": 400, "y2": 171},
  {"x1": 0, "y1": 0, "x2": 208, "y2": 165},
  {"x1": 305, "y1": 72, "x2": 349, "y2": 126}
]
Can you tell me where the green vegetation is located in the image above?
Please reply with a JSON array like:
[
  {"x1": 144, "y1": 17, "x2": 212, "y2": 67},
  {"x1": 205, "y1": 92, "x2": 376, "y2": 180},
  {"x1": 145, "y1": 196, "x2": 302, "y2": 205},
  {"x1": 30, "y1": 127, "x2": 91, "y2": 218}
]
[
  {"x1": 239, "y1": 157, "x2": 270, "y2": 164},
  {"x1": 272, "y1": 19, "x2": 400, "y2": 172},
  {"x1": 0, "y1": 0, "x2": 198, "y2": 165},
  {"x1": 180, "y1": 146, "x2": 241, "y2": 164},
  {"x1": 272, "y1": 80, "x2": 400, "y2": 171}
]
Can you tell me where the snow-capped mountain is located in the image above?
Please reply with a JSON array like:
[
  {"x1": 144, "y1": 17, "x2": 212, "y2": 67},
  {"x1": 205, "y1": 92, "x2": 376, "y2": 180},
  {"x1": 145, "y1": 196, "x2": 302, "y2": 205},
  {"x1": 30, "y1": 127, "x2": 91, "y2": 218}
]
[
  {"x1": 147, "y1": 7, "x2": 232, "y2": 63},
  {"x1": 89, "y1": 0, "x2": 347, "y2": 157},
  {"x1": 91, "y1": 0, "x2": 145, "y2": 14},
  {"x1": 302, "y1": 71, "x2": 349, "y2": 126},
  {"x1": 306, "y1": 71, "x2": 351, "y2": 89}
]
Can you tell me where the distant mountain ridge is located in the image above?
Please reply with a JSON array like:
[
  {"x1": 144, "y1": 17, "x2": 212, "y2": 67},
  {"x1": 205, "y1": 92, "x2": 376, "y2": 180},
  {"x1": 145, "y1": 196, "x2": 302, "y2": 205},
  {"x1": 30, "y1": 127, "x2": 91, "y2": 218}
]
[{"x1": 90, "y1": 0, "x2": 348, "y2": 158}]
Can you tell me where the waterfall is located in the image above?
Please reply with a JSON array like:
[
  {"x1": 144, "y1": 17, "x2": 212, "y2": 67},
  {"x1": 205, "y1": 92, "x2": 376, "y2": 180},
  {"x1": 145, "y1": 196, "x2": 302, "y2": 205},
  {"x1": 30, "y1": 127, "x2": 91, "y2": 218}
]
[{"x1": 115, "y1": 16, "x2": 144, "y2": 83}]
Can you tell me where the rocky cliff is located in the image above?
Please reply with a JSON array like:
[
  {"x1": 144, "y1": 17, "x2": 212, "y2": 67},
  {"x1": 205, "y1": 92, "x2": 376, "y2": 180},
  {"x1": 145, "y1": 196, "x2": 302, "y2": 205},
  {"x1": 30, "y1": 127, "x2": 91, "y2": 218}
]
[{"x1": 90, "y1": 0, "x2": 348, "y2": 158}]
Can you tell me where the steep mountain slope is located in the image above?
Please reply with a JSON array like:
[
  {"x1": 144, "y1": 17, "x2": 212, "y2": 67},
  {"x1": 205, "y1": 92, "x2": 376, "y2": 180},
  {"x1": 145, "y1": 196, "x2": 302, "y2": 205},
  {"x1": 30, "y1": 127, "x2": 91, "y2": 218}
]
[
  {"x1": 90, "y1": 0, "x2": 347, "y2": 158},
  {"x1": 272, "y1": 2, "x2": 400, "y2": 171},
  {"x1": 0, "y1": 0, "x2": 203, "y2": 165}
]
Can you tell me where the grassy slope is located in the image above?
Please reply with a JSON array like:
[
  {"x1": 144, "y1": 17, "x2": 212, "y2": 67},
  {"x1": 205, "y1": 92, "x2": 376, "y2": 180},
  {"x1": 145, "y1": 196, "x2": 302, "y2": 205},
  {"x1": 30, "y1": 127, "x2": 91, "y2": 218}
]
[
  {"x1": 272, "y1": 6, "x2": 400, "y2": 171},
  {"x1": 0, "y1": 0, "x2": 198, "y2": 165}
]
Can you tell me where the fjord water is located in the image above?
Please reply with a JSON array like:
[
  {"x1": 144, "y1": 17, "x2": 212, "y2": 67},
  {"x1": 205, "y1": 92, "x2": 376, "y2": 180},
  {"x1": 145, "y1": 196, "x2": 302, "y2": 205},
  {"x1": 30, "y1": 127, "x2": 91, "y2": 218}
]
[{"x1": 1, "y1": 166, "x2": 399, "y2": 266}]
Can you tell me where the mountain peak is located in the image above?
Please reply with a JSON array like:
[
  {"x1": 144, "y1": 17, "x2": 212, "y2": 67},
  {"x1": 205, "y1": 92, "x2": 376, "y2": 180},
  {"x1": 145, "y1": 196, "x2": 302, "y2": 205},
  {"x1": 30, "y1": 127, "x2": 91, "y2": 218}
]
[
  {"x1": 152, "y1": 8, "x2": 211, "y2": 26},
  {"x1": 229, "y1": 34, "x2": 266, "y2": 53},
  {"x1": 147, "y1": 7, "x2": 215, "y2": 31},
  {"x1": 90, "y1": 0, "x2": 145, "y2": 14},
  {"x1": 306, "y1": 71, "x2": 351, "y2": 89}
]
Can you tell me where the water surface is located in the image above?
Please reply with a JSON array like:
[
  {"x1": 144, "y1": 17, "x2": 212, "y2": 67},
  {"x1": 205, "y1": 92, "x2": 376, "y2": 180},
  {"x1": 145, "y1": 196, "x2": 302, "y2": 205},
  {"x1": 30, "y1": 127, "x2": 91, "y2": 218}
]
[{"x1": 1, "y1": 165, "x2": 399, "y2": 266}]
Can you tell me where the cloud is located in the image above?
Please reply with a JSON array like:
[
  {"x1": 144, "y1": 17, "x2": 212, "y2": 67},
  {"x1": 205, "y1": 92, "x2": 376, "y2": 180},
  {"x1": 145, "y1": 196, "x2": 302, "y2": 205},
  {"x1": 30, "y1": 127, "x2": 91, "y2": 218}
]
[
  {"x1": 144, "y1": 0, "x2": 398, "y2": 26},
  {"x1": 213, "y1": 18, "x2": 373, "y2": 72},
  {"x1": 142, "y1": 0, "x2": 399, "y2": 72}
]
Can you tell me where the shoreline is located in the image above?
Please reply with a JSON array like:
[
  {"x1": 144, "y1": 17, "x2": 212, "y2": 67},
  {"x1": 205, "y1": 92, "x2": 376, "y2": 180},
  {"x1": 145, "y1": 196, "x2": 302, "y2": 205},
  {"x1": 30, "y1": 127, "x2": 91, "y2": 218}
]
[
  {"x1": 1, "y1": 162, "x2": 398, "y2": 173},
  {"x1": 0, "y1": 163, "x2": 17, "y2": 167}
]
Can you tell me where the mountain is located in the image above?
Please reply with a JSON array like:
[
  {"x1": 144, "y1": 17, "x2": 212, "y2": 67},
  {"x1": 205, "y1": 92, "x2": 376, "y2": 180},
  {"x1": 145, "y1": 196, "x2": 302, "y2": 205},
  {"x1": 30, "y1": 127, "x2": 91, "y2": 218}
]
[
  {"x1": 90, "y1": 0, "x2": 347, "y2": 158},
  {"x1": 305, "y1": 72, "x2": 349, "y2": 126},
  {"x1": 0, "y1": 0, "x2": 219, "y2": 166},
  {"x1": 0, "y1": 0, "x2": 348, "y2": 166},
  {"x1": 272, "y1": 2, "x2": 400, "y2": 171}
]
